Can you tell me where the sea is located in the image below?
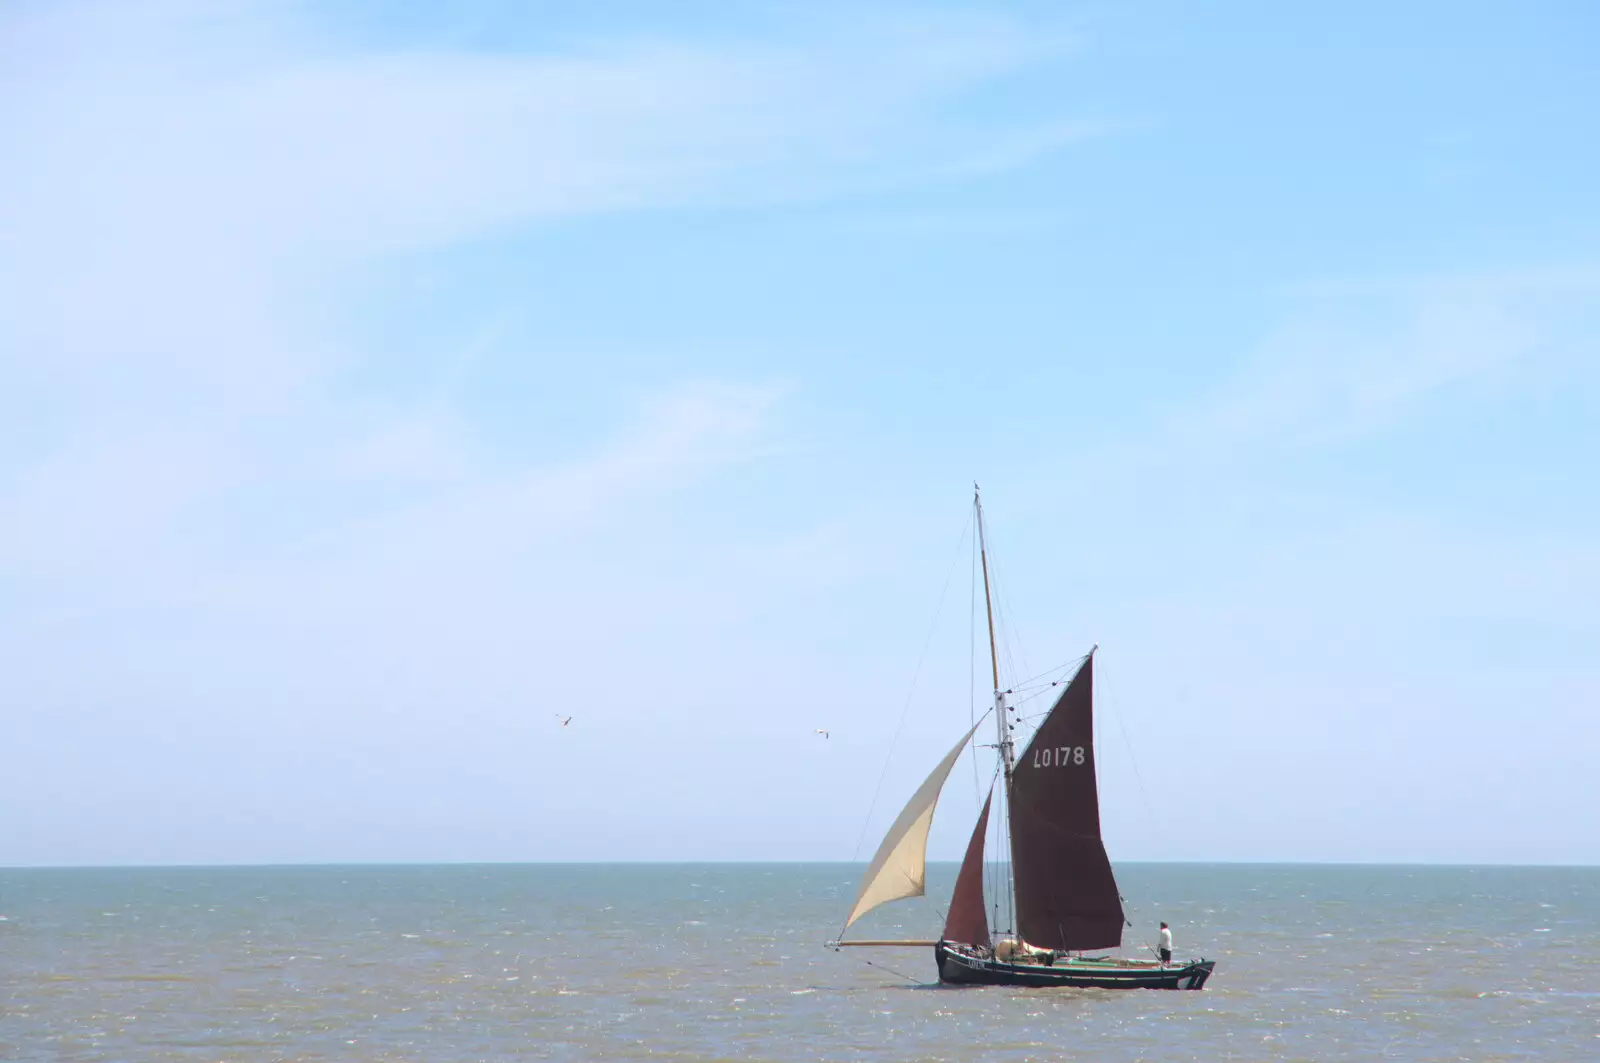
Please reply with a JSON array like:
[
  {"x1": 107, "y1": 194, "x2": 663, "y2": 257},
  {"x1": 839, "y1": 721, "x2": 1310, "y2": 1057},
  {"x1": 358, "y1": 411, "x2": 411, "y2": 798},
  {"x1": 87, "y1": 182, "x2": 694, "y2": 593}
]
[{"x1": 1, "y1": 863, "x2": 1595, "y2": 1062}]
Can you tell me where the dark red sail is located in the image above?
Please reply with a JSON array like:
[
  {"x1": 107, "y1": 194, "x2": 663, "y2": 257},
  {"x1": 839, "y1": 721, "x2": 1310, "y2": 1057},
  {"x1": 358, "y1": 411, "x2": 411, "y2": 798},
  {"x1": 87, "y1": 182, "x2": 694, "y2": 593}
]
[
  {"x1": 1007, "y1": 652, "x2": 1125, "y2": 951},
  {"x1": 942, "y1": 788, "x2": 992, "y2": 946}
]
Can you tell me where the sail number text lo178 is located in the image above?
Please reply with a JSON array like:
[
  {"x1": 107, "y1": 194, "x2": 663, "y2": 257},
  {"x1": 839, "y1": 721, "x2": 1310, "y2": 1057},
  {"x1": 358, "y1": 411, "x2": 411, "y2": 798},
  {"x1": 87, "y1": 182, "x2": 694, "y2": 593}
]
[{"x1": 1033, "y1": 746, "x2": 1086, "y2": 768}]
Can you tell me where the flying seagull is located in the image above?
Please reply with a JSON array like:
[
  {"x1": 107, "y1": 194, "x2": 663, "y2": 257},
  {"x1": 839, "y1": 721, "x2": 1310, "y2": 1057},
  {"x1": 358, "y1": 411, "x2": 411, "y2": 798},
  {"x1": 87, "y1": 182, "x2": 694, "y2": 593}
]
[
  {"x1": 555, "y1": 715, "x2": 572, "y2": 727},
  {"x1": 815, "y1": 728, "x2": 829, "y2": 739}
]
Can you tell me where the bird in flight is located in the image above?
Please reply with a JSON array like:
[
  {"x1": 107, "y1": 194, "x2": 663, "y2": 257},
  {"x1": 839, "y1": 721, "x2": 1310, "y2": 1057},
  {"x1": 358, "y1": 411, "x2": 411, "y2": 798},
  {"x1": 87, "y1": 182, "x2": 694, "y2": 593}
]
[
  {"x1": 815, "y1": 728, "x2": 830, "y2": 739},
  {"x1": 555, "y1": 715, "x2": 572, "y2": 727}
]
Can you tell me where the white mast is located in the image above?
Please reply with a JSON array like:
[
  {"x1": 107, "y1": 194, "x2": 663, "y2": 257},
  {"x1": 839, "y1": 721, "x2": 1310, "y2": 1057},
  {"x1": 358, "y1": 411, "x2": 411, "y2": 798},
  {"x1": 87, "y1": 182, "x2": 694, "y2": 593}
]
[{"x1": 974, "y1": 483, "x2": 1017, "y2": 939}]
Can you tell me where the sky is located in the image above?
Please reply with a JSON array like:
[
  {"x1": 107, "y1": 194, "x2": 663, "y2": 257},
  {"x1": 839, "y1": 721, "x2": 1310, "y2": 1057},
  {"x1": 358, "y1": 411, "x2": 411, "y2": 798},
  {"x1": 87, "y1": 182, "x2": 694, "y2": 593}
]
[{"x1": 2, "y1": 0, "x2": 1597, "y2": 868}]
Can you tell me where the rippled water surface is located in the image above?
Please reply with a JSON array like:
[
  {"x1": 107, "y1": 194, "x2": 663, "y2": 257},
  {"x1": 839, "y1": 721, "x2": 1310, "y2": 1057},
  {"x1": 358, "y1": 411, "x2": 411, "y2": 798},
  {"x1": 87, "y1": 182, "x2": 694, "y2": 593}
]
[{"x1": 1, "y1": 864, "x2": 1596, "y2": 1061}]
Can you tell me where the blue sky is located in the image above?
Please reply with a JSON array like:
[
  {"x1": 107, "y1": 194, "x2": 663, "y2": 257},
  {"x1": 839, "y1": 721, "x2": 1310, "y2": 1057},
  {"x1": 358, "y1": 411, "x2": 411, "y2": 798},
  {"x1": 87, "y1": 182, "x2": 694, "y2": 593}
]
[{"x1": 2, "y1": 1, "x2": 1597, "y2": 867}]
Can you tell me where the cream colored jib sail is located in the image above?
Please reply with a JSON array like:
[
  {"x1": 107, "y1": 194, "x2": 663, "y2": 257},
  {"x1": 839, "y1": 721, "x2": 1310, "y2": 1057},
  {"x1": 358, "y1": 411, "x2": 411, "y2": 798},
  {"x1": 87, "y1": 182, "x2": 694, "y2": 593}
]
[{"x1": 842, "y1": 719, "x2": 985, "y2": 931}]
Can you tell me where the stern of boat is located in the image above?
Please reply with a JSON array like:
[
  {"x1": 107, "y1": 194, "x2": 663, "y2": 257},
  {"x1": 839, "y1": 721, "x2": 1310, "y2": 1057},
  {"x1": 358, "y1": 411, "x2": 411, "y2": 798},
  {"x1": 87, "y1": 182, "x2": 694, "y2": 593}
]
[{"x1": 1173, "y1": 959, "x2": 1216, "y2": 990}]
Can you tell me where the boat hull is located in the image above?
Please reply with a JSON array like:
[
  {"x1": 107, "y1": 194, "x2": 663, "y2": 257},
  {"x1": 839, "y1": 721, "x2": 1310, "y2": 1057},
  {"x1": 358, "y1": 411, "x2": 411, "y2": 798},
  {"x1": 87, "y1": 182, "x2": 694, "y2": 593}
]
[{"x1": 935, "y1": 942, "x2": 1215, "y2": 990}]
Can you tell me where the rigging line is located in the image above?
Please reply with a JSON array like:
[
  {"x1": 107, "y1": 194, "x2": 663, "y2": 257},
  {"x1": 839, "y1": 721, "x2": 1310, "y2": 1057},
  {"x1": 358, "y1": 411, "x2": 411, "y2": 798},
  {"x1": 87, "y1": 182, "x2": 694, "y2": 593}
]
[
  {"x1": 858, "y1": 956, "x2": 931, "y2": 985},
  {"x1": 1000, "y1": 683, "x2": 1070, "y2": 706},
  {"x1": 934, "y1": 765, "x2": 992, "y2": 941},
  {"x1": 970, "y1": 504, "x2": 1020, "y2": 935},
  {"x1": 960, "y1": 759, "x2": 1000, "y2": 936},
  {"x1": 1007, "y1": 679, "x2": 1072, "y2": 696},
  {"x1": 1100, "y1": 657, "x2": 1165, "y2": 851},
  {"x1": 968, "y1": 511, "x2": 980, "y2": 805},
  {"x1": 851, "y1": 507, "x2": 974, "y2": 864},
  {"x1": 1010, "y1": 652, "x2": 1094, "y2": 692},
  {"x1": 1007, "y1": 686, "x2": 1065, "y2": 711},
  {"x1": 984, "y1": 543, "x2": 1032, "y2": 696},
  {"x1": 929, "y1": 802, "x2": 965, "y2": 930},
  {"x1": 1004, "y1": 649, "x2": 1097, "y2": 762},
  {"x1": 986, "y1": 762, "x2": 1002, "y2": 938},
  {"x1": 1002, "y1": 754, "x2": 1015, "y2": 936}
]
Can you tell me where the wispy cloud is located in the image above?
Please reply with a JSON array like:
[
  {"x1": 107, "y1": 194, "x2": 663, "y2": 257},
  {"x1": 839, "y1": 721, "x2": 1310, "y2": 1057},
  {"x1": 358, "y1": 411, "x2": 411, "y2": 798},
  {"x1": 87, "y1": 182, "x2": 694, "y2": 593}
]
[
  {"x1": 298, "y1": 378, "x2": 791, "y2": 572},
  {"x1": 1064, "y1": 264, "x2": 1600, "y2": 477},
  {"x1": 2, "y1": 4, "x2": 1085, "y2": 277},
  {"x1": 0, "y1": 1, "x2": 1087, "y2": 604},
  {"x1": 1005, "y1": 261, "x2": 1600, "y2": 689}
]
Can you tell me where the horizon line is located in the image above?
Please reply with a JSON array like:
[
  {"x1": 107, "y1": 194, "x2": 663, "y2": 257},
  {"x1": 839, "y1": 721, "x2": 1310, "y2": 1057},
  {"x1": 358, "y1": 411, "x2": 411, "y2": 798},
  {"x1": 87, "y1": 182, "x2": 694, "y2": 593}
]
[{"x1": 5, "y1": 858, "x2": 1599, "y2": 871}]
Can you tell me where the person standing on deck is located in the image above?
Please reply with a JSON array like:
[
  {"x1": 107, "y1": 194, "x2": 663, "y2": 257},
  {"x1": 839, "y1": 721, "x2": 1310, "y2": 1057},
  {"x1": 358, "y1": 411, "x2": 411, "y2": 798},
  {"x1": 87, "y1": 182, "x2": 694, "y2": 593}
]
[{"x1": 1158, "y1": 922, "x2": 1173, "y2": 965}]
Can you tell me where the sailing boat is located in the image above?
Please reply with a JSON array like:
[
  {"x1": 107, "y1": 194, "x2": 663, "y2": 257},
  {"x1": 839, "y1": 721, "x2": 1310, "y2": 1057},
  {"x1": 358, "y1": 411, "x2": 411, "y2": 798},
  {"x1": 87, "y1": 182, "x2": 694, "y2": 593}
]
[{"x1": 828, "y1": 486, "x2": 1216, "y2": 990}]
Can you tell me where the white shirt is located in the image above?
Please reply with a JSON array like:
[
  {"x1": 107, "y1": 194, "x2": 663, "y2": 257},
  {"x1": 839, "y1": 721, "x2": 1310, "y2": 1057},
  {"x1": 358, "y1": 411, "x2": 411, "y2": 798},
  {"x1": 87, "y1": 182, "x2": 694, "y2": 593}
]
[{"x1": 1158, "y1": 927, "x2": 1172, "y2": 951}]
